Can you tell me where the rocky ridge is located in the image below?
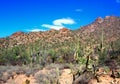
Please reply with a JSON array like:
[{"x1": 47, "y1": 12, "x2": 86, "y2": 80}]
[{"x1": 0, "y1": 16, "x2": 120, "y2": 48}]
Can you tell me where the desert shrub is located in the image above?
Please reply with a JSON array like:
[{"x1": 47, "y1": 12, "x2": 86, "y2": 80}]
[
  {"x1": 98, "y1": 47, "x2": 108, "y2": 65},
  {"x1": 57, "y1": 57, "x2": 65, "y2": 63},
  {"x1": 35, "y1": 69, "x2": 60, "y2": 84},
  {"x1": 48, "y1": 49, "x2": 57, "y2": 63},
  {"x1": 0, "y1": 44, "x2": 31, "y2": 65}
]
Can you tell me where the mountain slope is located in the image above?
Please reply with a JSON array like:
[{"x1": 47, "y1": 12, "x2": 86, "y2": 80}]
[{"x1": 75, "y1": 16, "x2": 120, "y2": 44}]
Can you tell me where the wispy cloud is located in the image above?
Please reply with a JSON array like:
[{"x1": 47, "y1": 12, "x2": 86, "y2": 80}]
[
  {"x1": 41, "y1": 18, "x2": 75, "y2": 30},
  {"x1": 116, "y1": 0, "x2": 120, "y2": 3},
  {"x1": 41, "y1": 24, "x2": 64, "y2": 30},
  {"x1": 53, "y1": 18, "x2": 75, "y2": 26},
  {"x1": 26, "y1": 28, "x2": 46, "y2": 32},
  {"x1": 75, "y1": 9, "x2": 83, "y2": 12}
]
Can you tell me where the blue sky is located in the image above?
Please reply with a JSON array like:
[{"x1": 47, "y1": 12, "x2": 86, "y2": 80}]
[{"x1": 0, "y1": 0, "x2": 120, "y2": 37}]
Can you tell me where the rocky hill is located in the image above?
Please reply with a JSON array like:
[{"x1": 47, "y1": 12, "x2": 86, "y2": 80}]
[{"x1": 0, "y1": 28, "x2": 74, "y2": 48}]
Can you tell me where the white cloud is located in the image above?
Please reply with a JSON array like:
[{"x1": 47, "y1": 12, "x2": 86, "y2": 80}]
[
  {"x1": 41, "y1": 18, "x2": 75, "y2": 30},
  {"x1": 116, "y1": 0, "x2": 120, "y2": 3},
  {"x1": 26, "y1": 28, "x2": 46, "y2": 32},
  {"x1": 75, "y1": 9, "x2": 82, "y2": 12},
  {"x1": 53, "y1": 18, "x2": 75, "y2": 26},
  {"x1": 41, "y1": 24, "x2": 64, "y2": 30}
]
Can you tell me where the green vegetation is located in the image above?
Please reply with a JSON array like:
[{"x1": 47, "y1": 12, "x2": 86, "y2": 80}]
[
  {"x1": 0, "y1": 45, "x2": 31, "y2": 65},
  {"x1": 0, "y1": 31, "x2": 120, "y2": 68}
]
